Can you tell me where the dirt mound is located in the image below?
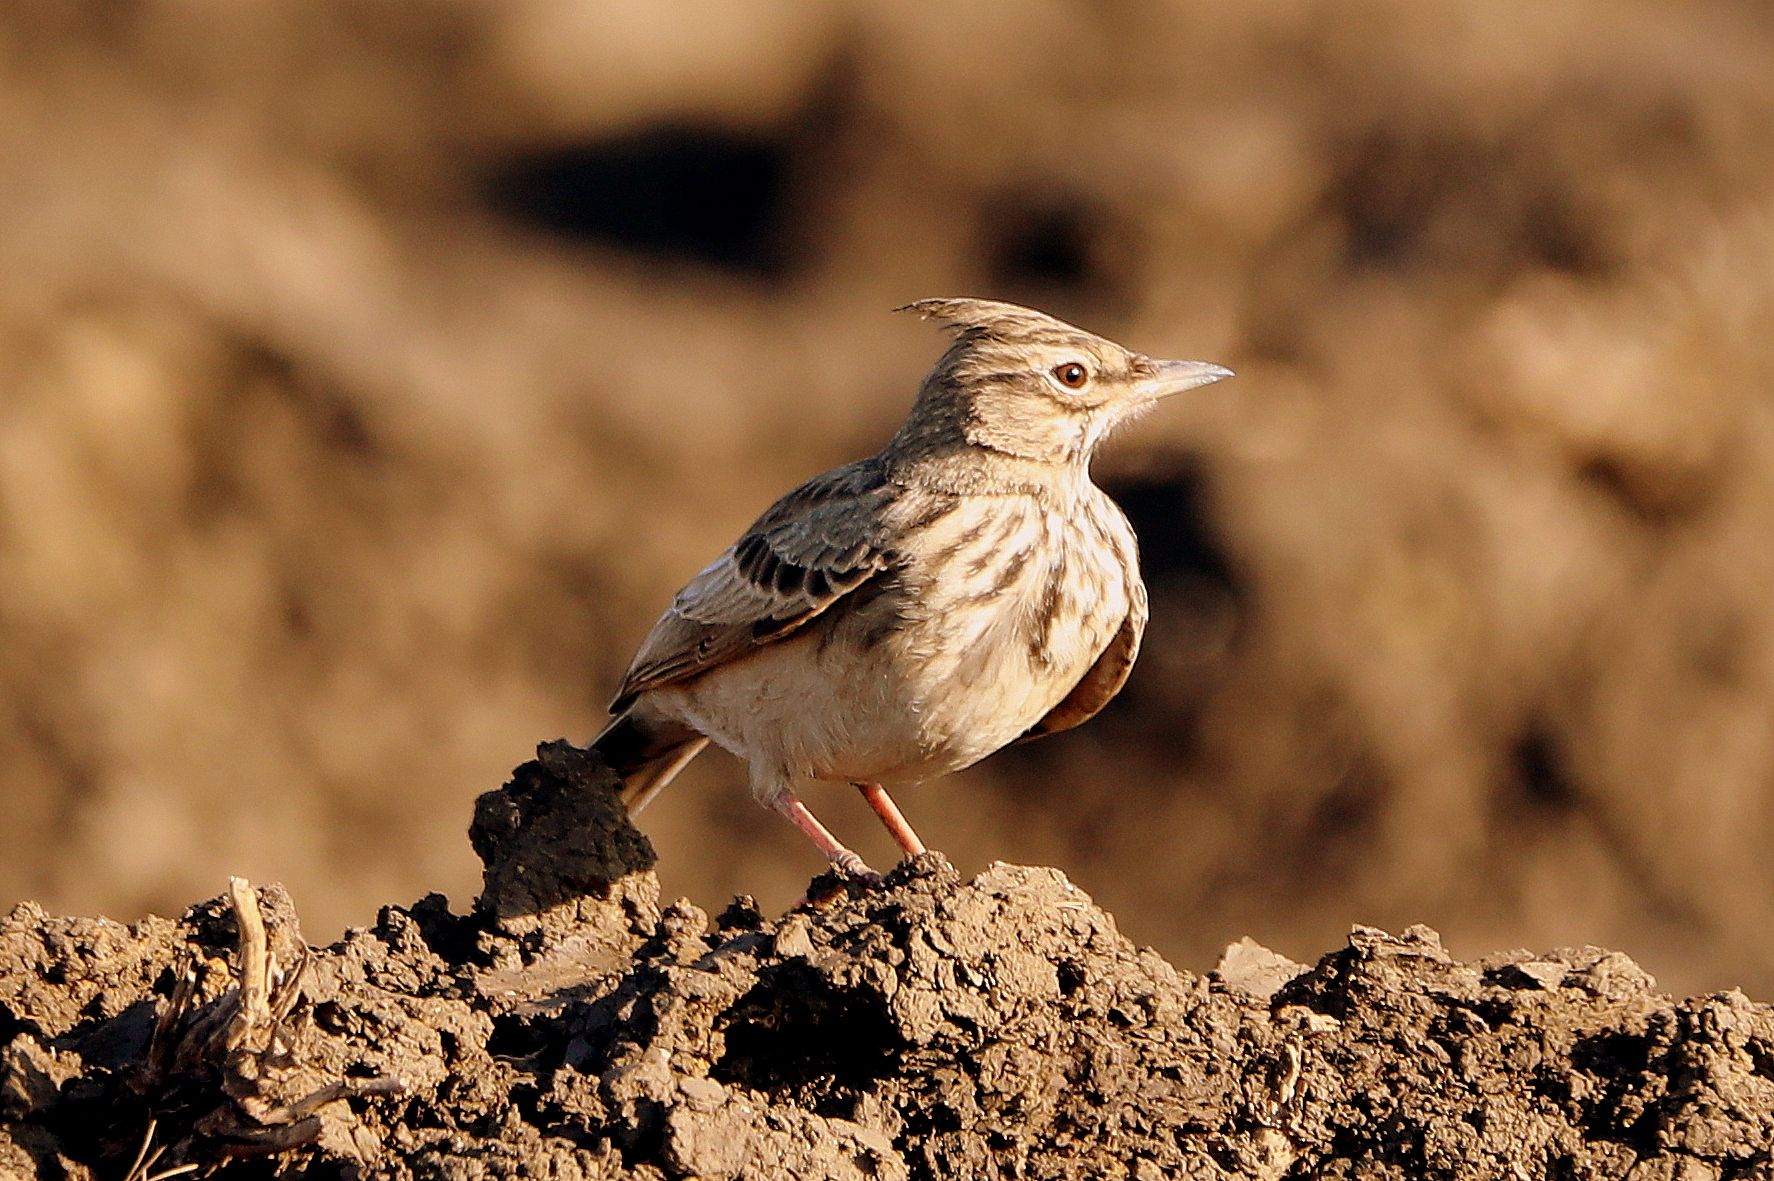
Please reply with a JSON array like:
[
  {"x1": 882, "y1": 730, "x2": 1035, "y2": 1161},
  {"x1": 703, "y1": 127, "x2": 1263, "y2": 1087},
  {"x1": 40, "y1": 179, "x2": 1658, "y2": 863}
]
[{"x1": 4, "y1": 744, "x2": 1770, "y2": 1179}]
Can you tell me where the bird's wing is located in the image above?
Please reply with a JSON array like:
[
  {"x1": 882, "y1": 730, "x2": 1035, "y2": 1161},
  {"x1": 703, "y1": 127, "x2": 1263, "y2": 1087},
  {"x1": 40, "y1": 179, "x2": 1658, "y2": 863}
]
[
  {"x1": 611, "y1": 460, "x2": 897, "y2": 711},
  {"x1": 1018, "y1": 581, "x2": 1148, "y2": 742}
]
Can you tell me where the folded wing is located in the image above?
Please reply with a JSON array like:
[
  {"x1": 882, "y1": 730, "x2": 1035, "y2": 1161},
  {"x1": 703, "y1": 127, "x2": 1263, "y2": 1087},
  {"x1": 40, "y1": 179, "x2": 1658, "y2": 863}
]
[
  {"x1": 611, "y1": 460, "x2": 895, "y2": 711},
  {"x1": 1018, "y1": 581, "x2": 1148, "y2": 742}
]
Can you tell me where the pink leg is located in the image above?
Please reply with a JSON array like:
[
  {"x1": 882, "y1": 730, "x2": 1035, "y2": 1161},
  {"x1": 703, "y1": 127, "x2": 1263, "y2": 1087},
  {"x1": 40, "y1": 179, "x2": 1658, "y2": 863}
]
[
  {"x1": 855, "y1": 782, "x2": 927, "y2": 858},
  {"x1": 773, "y1": 793, "x2": 877, "y2": 878}
]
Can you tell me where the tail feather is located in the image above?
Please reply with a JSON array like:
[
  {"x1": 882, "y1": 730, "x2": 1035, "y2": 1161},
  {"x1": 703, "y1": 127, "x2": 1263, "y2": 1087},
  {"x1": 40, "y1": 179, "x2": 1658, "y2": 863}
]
[
  {"x1": 618, "y1": 737, "x2": 709, "y2": 814},
  {"x1": 592, "y1": 708, "x2": 708, "y2": 815}
]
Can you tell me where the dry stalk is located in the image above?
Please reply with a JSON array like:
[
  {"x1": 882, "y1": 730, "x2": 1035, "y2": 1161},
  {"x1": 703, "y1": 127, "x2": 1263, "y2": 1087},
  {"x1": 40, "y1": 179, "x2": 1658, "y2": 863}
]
[{"x1": 132, "y1": 877, "x2": 402, "y2": 1171}]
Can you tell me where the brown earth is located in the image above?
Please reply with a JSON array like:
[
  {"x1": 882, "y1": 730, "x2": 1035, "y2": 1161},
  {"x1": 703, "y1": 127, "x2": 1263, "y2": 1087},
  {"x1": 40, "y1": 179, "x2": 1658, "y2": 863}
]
[{"x1": 4, "y1": 744, "x2": 1772, "y2": 1180}]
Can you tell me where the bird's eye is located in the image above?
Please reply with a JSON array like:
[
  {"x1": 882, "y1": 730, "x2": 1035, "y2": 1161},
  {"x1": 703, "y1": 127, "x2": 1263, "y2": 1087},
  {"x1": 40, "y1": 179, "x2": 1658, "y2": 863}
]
[{"x1": 1052, "y1": 362, "x2": 1089, "y2": 390}]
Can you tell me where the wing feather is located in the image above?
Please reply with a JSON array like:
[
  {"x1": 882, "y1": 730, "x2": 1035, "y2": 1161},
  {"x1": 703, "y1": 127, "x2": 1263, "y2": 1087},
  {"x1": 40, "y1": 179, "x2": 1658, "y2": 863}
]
[
  {"x1": 1018, "y1": 581, "x2": 1148, "y2": 742},
  {"x1": 611, "y1": 460, "x2": 896, "y2": 710}
]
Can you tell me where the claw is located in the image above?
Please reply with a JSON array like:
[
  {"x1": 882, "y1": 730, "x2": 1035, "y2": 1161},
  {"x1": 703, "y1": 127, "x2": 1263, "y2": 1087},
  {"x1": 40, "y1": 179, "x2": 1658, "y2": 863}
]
[{"x1": 828, "y1": 848, "x2": 882, "y2": 882}]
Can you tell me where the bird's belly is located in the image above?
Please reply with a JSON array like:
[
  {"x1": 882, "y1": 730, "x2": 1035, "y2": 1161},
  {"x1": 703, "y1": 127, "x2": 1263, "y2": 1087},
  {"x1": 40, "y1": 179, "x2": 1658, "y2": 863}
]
[
  {"x1": 653, "y1": 604, "x2": 1114, "y2": 787},
  {"x1": 878, "y1": 594, "x2": 1121, "y2": 778},
  {"x1": 858, "y1": 646, "x2": 1069, "y2": 779},
  {"x1": 650, "y1": 632, "x2": 924, "y2": 783},
  {"x1": 751, "y1": 588, "x2": 1124, "y2": 782}
]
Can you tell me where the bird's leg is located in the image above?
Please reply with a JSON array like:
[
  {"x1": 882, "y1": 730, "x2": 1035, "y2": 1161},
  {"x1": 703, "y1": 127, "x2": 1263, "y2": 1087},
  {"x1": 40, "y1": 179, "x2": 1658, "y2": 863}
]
[
  {"x1": 854, "y1": 782, "x2": 927, "y2": 858},
  {"x1": 772, "y1": 793, "x2": 877, "y2": 879}
]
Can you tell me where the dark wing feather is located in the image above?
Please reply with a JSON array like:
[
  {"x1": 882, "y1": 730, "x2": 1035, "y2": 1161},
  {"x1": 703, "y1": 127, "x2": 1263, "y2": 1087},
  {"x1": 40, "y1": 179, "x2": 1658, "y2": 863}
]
[
  {"x1": 1018, "y1": 581, "x2": 1148, "y2": 742},
  {"x1": 611, "y1": 460, "x2": 894, "y2": 711}
]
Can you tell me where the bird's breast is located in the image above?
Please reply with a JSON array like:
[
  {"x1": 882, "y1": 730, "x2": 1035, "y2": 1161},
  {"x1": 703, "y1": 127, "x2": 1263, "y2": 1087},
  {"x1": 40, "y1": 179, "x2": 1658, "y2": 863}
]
[{"x1": 834, "y1": 489, "x2": 1139, "y2": 778}]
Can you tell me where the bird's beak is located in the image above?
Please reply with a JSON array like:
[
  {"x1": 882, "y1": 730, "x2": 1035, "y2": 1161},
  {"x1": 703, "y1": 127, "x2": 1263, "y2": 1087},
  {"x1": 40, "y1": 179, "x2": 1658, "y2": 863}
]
[{"x1": 1137, "y1": 358, "x2": 1235, "y2": 400}]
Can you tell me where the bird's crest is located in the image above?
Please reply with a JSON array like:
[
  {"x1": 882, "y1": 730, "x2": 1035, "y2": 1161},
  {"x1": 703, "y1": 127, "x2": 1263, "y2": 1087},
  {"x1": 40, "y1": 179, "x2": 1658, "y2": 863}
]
[{"x1": 896, "y1": 297, "x2": 1088, "y2": 343}]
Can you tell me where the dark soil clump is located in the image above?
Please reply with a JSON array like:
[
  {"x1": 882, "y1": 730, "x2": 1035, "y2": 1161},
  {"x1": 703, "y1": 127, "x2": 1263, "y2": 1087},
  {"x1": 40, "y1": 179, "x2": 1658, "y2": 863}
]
[{"x1": 3, "y1": 743, "x2": 1770, "y2": 1179}]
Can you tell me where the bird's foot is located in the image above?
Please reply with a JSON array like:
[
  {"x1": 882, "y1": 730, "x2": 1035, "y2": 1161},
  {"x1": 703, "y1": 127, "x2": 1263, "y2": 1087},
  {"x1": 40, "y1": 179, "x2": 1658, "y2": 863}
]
[
  {"x1": 827, "y1": 847, "x2": 882, "y2": 883},
  {"x1": 795, "y1": 855, "x2": 884, "y2": 910},
  {"x1": 772, "y1": 790, "x2": 886, "y2": 907},
  {"x1": 773, "y1": 793, "x2": 880, "y2": 876}
]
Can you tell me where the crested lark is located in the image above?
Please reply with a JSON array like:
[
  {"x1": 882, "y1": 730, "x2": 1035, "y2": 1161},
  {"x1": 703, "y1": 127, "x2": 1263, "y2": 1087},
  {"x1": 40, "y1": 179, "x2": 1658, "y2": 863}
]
[{"x1": 593, "y1": 298, "x2": 1232, "y2": 875}]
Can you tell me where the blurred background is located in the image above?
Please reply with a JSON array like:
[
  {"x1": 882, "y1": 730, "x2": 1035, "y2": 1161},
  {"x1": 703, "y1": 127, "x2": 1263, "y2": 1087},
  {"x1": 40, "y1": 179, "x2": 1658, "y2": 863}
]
[{"x1": 3, "y1": 0, "x2": 1773, "y2": 996}]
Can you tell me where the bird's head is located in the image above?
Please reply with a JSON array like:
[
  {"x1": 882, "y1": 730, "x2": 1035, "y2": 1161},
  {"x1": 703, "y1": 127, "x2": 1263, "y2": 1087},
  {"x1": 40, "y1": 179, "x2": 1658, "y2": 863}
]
[{"x1": 891, "y1": 297, "x2": 1232, "y2": 468}]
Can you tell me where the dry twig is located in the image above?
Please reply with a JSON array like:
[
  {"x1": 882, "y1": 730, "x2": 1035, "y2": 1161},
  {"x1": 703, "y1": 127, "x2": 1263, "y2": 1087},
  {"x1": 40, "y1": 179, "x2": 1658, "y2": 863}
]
[{"x1": 131, "y1": 877, "x2": 402, "y2": 1172}]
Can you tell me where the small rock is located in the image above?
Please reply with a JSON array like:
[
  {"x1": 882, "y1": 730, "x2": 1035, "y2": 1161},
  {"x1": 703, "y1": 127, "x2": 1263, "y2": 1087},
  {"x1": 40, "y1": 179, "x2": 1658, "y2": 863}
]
[
  {"x1": 1214, "y1": 938, "x2": 1306, "y2": 1001},
  {"x1": 773, "y1": 914, "x2": 816, "y2": 960},
  {"x1": 0, "y1": 1036, "x2": 77, "y2": 1117},
  {"x1": 678, "y1": 1075, "x2": 728, "y2": 1112},
  {"x1": 1489, "y1": 960, "x2": 1569, "y2": 991}
]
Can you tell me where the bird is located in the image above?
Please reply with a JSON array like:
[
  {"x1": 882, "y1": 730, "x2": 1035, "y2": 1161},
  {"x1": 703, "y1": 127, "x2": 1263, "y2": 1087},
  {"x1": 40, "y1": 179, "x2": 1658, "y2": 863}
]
[{"x1": 592, "y1": 298, "x2": 1232, "y2": 877}]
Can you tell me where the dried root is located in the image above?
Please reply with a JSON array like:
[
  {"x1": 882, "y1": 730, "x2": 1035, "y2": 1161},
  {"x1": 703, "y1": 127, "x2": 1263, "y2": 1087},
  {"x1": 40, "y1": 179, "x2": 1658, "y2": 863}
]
[{"x1": 132, "y1": 877, "x2": 401, "y2": 1170}]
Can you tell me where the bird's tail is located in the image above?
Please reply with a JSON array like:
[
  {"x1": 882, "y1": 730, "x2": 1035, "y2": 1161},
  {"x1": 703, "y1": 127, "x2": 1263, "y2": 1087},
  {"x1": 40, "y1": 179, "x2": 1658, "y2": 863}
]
[{"x1": 591, "y1": 707, "x2": 709, "y2": 815}]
